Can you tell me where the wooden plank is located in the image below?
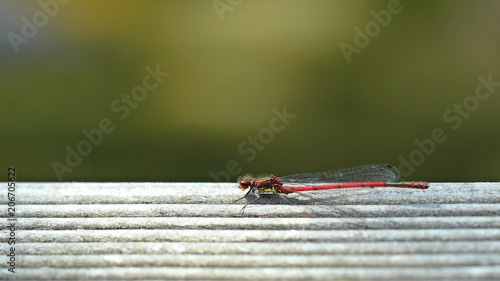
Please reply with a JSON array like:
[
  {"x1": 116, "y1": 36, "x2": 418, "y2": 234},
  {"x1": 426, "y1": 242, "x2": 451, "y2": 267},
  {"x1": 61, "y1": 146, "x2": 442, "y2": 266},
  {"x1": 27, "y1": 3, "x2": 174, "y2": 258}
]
[
  {"x1": 1, "y1": 182, "x2": 499, "y2": 280},
  {"x1": 5, "y1": 182, "x2": 500, "y2": 205},
  {"x1": 11, "y1": 203, "x2": 500, "y2": 218}
]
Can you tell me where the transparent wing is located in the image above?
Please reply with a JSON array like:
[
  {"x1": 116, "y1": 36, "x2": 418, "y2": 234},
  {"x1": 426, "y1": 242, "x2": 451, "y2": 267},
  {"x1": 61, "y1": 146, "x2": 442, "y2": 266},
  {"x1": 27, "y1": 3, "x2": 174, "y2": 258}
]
[{"x1": 279, "y1": 163, "x2": 400, "y2": 185}]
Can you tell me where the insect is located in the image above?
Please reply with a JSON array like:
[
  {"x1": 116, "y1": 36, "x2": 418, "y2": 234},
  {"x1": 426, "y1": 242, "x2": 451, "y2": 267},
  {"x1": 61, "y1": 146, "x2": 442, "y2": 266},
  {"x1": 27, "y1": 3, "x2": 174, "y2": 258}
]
[{"x1": 234, "y1": 163, "x2": 428, "y2": 206}]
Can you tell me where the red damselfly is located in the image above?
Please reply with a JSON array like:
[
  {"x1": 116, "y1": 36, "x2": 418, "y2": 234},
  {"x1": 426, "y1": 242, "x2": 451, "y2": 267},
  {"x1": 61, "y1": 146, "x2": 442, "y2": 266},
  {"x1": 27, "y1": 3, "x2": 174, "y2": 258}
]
[{"x1": 234, "y1": 164, "x2": 428, "y2": 205}]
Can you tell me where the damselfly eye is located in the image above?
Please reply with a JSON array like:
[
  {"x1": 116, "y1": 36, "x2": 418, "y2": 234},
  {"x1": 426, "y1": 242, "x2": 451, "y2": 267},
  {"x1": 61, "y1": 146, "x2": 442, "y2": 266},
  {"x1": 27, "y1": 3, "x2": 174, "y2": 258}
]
[{"x1": 239, "y1": 180, "x2": 251, "y2": 189}]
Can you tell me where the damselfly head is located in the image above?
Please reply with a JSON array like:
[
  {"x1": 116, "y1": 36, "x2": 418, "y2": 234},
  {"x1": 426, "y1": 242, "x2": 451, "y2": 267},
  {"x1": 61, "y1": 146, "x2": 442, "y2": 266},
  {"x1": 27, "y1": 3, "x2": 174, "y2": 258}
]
[
  {"x1": 239, "y1": 180, "x2": 251, "y2": 190},
  {"x1": 237, "y1": 174, "x2": 254, "y2": 190}
]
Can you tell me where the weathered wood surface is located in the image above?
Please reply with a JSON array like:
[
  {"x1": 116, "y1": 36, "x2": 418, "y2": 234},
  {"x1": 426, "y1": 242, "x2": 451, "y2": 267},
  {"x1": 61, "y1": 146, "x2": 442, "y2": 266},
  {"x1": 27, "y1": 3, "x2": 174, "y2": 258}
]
[{"x1": 1, "y1": 182, "x2": 499, "y2": 280}]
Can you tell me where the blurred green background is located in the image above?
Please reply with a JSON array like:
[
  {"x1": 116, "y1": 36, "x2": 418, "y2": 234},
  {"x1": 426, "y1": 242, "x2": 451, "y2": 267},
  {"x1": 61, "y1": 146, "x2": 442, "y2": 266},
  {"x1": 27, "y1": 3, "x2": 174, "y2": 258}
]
[{"x1": 1, "y1": 0, "x2": 499, "y2": 182}]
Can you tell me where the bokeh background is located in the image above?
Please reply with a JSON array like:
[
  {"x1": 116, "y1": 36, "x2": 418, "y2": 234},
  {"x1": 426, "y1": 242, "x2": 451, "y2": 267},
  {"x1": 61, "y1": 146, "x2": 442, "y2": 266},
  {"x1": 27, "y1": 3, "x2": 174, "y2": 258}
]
[{"x1": 1, "y1": 0, "x2": 499, "y2": 182}]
